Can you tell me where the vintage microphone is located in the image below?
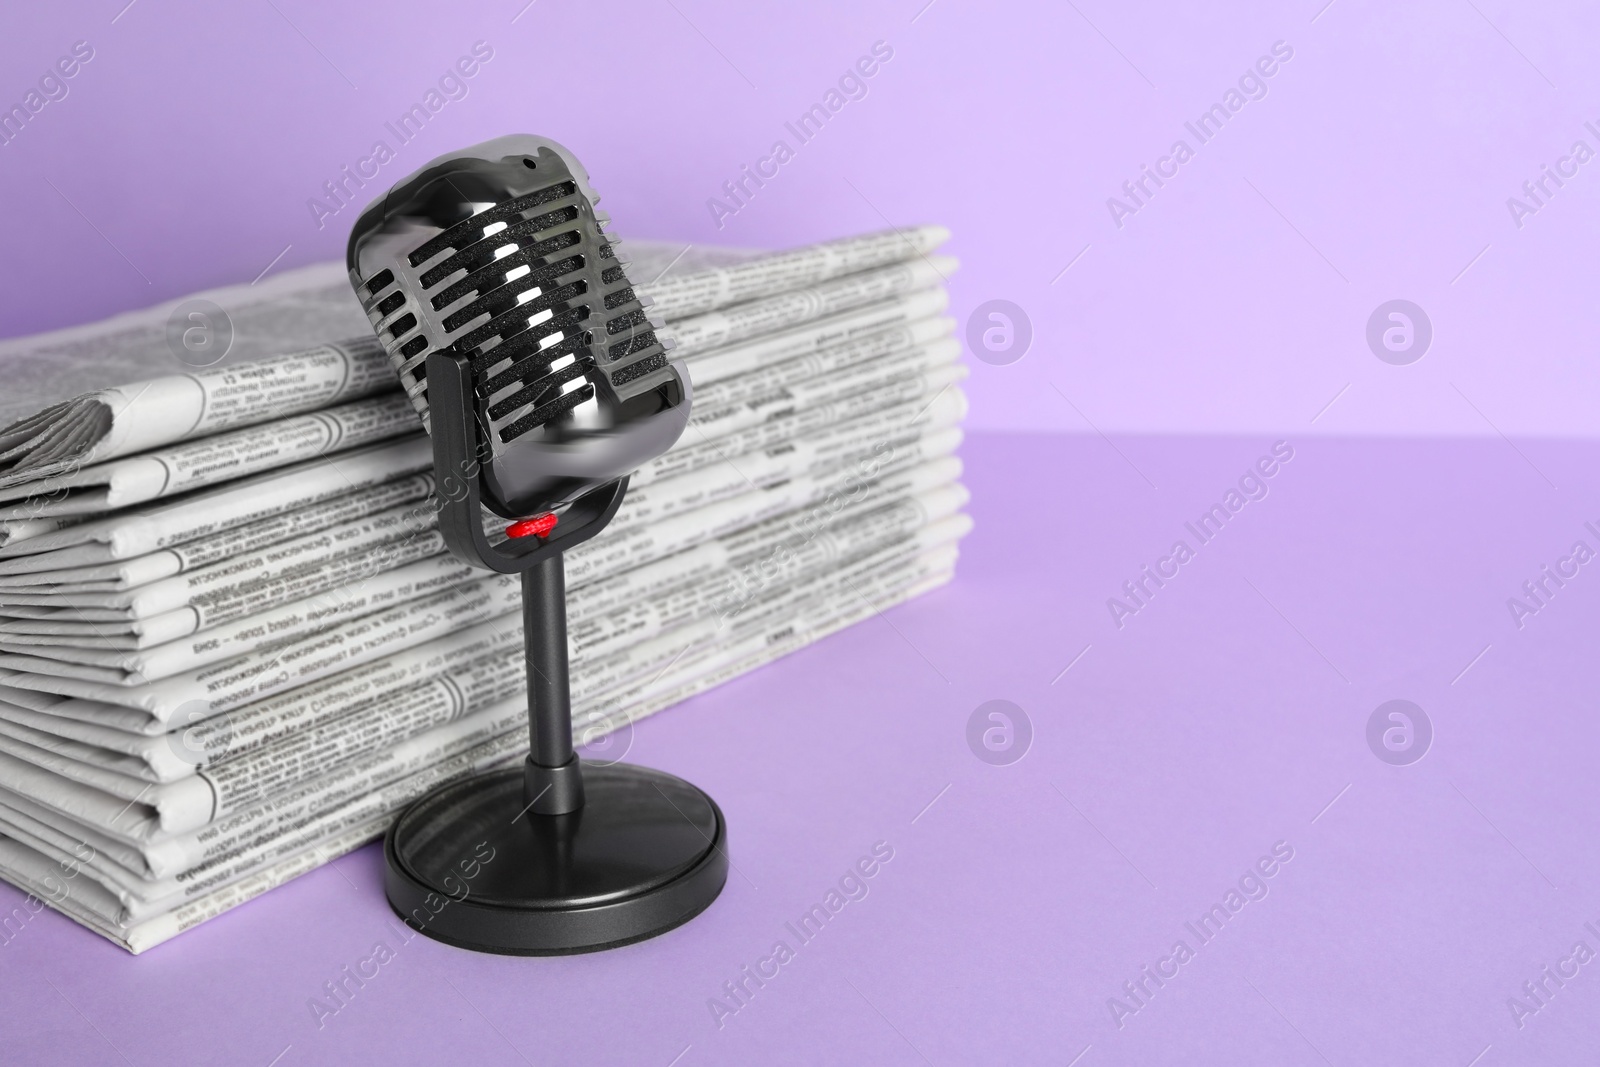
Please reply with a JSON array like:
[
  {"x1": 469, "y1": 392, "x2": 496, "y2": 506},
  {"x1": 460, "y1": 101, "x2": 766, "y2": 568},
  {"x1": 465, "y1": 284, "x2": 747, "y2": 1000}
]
[{"x1": 346, "y1": 134, "x2": 727, "y2": 954}]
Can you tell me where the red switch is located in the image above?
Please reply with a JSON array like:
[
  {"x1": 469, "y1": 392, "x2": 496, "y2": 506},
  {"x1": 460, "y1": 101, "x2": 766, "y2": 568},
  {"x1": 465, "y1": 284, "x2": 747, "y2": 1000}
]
[{"x1": 506, "y1": 513, "x2": 559, "y2": 539}]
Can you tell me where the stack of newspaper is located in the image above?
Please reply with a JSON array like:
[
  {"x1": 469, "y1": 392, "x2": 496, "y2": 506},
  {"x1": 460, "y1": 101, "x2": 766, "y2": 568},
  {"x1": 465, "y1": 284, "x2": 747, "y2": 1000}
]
[{"x1": 0, "y1": 227, "x2": 969, "y2": 953}]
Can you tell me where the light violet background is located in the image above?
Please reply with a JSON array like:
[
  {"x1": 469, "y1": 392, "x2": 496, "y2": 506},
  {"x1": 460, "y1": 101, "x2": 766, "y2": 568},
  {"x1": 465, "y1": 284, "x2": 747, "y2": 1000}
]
[{"x1": 1, "y1": 0, "x2": 1596, "y2": 436}]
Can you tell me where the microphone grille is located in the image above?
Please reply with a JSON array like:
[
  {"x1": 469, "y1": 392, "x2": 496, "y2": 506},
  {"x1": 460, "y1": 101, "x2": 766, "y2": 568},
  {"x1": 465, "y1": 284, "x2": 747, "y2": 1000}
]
[{"x1": 349, "y1": 139, "x2": 675, "y2": 446}]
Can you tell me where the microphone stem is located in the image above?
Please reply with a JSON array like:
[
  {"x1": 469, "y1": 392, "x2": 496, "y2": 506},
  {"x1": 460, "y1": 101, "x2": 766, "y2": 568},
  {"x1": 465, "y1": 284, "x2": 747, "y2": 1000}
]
[{"x1": 522, "y1": 553, "x2": 575, "y2": 769}]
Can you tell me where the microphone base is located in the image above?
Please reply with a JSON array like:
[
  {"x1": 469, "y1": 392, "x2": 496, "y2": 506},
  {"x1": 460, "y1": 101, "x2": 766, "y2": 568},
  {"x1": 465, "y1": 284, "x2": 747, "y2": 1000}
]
[{"x1": 383, "y1": 762, "x2": 727, "y2": 955}]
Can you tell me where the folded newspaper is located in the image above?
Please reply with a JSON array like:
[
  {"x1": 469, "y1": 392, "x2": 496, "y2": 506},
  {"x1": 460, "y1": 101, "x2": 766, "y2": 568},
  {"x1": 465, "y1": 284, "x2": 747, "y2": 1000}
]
[{"x1": 0, "y1": 226, "x2": 969, "y2": 952}]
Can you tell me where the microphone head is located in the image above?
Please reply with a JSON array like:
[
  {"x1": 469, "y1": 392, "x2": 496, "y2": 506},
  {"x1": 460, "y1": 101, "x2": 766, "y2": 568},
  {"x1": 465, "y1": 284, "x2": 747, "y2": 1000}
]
[{"x1": 346, "y1": 134, "x2": 690, "y2": 518}]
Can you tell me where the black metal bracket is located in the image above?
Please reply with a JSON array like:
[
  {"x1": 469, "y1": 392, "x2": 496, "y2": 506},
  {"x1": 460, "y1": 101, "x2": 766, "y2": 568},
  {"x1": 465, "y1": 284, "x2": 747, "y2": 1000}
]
[{"x1": 425, "y1": 348, "x2": 626, "y2": 575}]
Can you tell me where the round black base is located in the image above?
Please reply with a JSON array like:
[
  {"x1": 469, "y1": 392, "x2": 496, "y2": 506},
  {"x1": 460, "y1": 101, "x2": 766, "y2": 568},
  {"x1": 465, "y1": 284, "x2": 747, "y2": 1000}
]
[{"x1": 384, "y1": 761, "x2": 727, "y2": 955}]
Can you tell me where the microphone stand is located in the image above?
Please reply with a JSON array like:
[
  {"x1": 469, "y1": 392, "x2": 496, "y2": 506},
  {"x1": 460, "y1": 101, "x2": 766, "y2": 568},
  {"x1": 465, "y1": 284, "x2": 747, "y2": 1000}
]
[
  {"x1": 380, "y1": 349, "x2": 728, "y2": 955},
  {"x1": 523, "y1": 554, "x2": 582, "y2": 814}
]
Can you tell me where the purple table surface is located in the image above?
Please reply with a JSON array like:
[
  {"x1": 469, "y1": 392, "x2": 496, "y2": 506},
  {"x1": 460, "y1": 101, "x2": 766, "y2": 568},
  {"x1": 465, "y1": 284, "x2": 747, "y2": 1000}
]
[{"x1": 2, "y1": 431, "x2": 1598, "y2": 1066}]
